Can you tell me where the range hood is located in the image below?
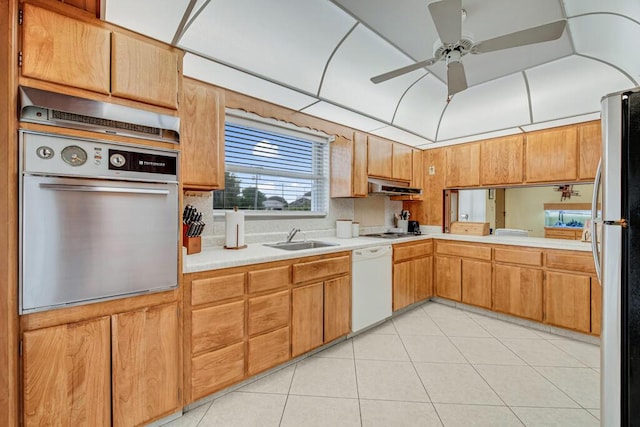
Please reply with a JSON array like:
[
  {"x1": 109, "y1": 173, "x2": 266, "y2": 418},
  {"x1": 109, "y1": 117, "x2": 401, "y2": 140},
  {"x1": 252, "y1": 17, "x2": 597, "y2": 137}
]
[
  {"x1": 19, "y1": 86, "x2": 180, "y2": 143},
  {"x1": 368, "y1": 178, "x2": 422, "y2": 196}
]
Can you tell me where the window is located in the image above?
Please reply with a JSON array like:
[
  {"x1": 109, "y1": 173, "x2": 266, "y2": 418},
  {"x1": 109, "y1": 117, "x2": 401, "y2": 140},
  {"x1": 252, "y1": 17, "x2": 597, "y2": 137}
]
[{"x1": 213, "y1": 114, "x2": 330, "y2": 215}]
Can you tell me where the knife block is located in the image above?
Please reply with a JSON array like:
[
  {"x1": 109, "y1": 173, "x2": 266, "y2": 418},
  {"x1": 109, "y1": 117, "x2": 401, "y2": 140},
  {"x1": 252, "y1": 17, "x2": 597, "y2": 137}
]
[{"x1": 183, "y1": 224, "x2": 201, "y2": 255}]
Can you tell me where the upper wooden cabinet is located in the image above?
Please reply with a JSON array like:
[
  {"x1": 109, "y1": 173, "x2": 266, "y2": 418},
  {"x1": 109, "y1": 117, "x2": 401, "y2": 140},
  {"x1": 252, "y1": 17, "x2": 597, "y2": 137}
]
[
  {"x1": 480, "y1": 135, "x2": 524, "y2": 185},
  {"x1": 445, "y1": 143, "x2": 480, "y2": 187},
  {"x1": 423, "y1": 148, "x2": 445, "y2": 226},
  {"x1": 21, "y1": 3, "x2": 110, "y2": 94},
  {"x1": 411, "y1": 148, "x2": 424, "y2": 191},
  {"x1": 20, "y1": 3, "x2": 181, "y2": 110},
  {"x1": 392, "y1": 142, "x2": 413, "y2": 182},
  {"x1": 367, "y1": 135, "x2": 393, "y2": 178},
  {"x1": 111, "y1": 33, "x2": 180, "y2": 109},
  {"x1": 578, "y1": 121, "x2": 602, "y2": 180},
  {"x1": 525, "y1": 126, "x2": 578, "y2": 183},
  {"x1": 330, "y1": 132, "x2": 368, "y2": 197},
  {"x1": 181, "y1": 78, "x2": 226, "y2": 190}
]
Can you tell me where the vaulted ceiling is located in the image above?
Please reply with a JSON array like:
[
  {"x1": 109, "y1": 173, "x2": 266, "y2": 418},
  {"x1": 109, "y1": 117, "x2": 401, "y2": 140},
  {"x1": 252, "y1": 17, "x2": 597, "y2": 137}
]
[{"x1": 103, "y1": 0, "x2": 639, "y2": 148}]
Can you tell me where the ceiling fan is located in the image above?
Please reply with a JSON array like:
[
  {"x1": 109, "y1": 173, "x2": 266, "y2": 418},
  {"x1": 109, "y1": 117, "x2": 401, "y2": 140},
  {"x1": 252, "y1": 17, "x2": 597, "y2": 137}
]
[{"x1": 370, "y1": 0, "x2": 566, "y2": 100}]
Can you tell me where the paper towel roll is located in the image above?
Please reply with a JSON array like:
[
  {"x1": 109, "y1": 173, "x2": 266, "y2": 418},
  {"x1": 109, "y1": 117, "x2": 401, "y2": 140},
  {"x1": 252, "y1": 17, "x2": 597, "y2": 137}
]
[{"x1": 225, "y1": 209, "x2": 245, "y2": 248}]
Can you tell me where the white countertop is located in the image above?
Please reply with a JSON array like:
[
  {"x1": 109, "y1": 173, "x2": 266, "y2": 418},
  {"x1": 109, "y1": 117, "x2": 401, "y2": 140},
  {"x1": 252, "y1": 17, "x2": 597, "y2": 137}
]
[{"x1": 183, "y1": 232, "x2": 592, "y2": 274}]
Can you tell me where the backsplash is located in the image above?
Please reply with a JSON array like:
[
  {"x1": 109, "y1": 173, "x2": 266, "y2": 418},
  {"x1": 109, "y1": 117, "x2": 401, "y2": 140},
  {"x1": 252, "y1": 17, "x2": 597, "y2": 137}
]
[{"x1": 184, "y1": 193, "x2": 403, "y2": 247}]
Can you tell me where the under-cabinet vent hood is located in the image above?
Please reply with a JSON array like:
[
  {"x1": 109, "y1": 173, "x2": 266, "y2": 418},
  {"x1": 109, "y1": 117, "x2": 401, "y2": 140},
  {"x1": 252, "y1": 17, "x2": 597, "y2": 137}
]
[
  {"x1": 368, "y1": 178, "x2": 422, "y2": 196},
  {"x1": 19, "y1": 86, "x2": 180, "y2": 143}
]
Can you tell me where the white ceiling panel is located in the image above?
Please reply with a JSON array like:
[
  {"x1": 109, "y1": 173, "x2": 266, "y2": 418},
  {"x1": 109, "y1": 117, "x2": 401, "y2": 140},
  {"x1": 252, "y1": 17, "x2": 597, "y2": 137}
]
[
  {"x1": 563, "y1": 0, "x2": 640, "y2": 22},
  {"x1": 520, "y1": 112, "x2": 601, "y2": 132},
  {"x1": 370, "y1": 126, "x2": 434, "y2": 147},
  {"x1": 104, "y1": 0, "x2": 190, "y2": 43},
  {"x1": 178, "y1": 0, "x2": 355, "y2": 94},
  {"x1": 302, "y1": 101, "x2": 387, "y2": 133},
  {"x1": 570, "y1": 14, "x2": 640, "y2": 85},
  {"x1": 183, "y1": 54, "x2": 317, "y2": 111},
  {"x1": 320, "y1": 25, "x2": 425, "y2": 122},
  {"x1": 527, "y1": 56, "x2": 632, "y2": 123},
  {"x1": 437, "y1": 73, "x2": 530, "y2": 141},
  {"x1": 392, "y1": 74, "x2": 447, "y2": 140}
]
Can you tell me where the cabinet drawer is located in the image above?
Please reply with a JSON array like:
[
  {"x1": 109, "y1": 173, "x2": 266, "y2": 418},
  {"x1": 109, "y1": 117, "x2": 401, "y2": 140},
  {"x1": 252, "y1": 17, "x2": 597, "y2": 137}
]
[
  {"x1": 191, "y1": 273, "x2": 245, "y2": 306},
  {"x1": 394, "y1": 241, "x2": 433, "y2": 262},
  {"x1": 247, "y1": 265, "x2": 291, "y2": 294},
  {"x1": 436, "y1": 242, "x2": 491, "y2": 261},
  {"x1": 546, "y1": 250, "x2": 596, "y2": 274},
  {"x1": 247, "y1": 290, "x2": 290, "y2": 336},
  {"x1": 247, "y1": 327, "x2": 290, "y2": 376},
  {"x1": 191, "y1": 301, "x2": 244, "y2": 354},
  {"x1": 494, "y1": 247, "x2": 543, "y2": 267},
  {"x1": 292, "y1": 255, "x2": 350, "y2": 284},
  {"x1": 191, "y1": 342, "x2": 245, "y2": 401}
]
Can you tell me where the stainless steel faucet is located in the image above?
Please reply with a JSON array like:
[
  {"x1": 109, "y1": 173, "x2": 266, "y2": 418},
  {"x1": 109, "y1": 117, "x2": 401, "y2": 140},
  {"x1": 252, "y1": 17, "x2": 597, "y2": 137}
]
[{"x1": 286, "y1": 227, "x2": 301, "y2": 242}]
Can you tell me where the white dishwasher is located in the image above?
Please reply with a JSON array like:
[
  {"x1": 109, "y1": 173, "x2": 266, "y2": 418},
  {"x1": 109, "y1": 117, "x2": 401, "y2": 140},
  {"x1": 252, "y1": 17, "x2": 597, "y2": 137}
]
[{"x1": 351, "y1": 245, "x2": 393, "y2": 334}]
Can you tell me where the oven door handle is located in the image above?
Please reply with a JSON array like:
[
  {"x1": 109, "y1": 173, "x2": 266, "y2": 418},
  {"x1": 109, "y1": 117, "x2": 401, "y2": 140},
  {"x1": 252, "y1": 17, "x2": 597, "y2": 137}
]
[{"x1": 40, "y1": 183, "x2": 170, "y2": 195}]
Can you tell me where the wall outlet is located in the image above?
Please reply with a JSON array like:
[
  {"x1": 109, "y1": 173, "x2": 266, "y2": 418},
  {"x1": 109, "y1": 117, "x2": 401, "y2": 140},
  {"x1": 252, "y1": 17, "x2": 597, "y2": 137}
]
[{"x1": 428, "y1": 166, "x2": 436, "y2": 175}]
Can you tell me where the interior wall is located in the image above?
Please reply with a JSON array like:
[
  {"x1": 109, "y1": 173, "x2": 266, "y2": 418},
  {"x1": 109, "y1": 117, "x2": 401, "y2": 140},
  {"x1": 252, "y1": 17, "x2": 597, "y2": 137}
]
[{"x1": 504, "y1": 184, "x2": 594, "y2": 237}]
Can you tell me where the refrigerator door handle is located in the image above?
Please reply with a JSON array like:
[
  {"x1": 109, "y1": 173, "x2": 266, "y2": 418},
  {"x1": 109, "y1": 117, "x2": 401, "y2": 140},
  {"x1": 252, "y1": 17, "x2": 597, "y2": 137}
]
[{"x1": 591, "y1": 159, "x2": 602, "y2": 283}]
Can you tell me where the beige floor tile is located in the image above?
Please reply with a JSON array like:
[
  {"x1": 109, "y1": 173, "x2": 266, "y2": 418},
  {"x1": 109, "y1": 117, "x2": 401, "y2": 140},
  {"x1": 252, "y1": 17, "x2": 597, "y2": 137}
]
[
  {"x1": 198, "y1": 392, "x2": 286, "y2": 427},
  {"x1": 364, "y1": 320, "x2": 398, "y2": 335},
  {"x1": 501, "y1": 338, "x2": 586, "y2": 367},
  {"x1": 548, "y1": 338, "x2": 600, "y2": 368},
  {"x1": 475, "y1": 365, "x2": 579, "y2": 408},
  {"x1": 588, "y1": 409, "x2": 600, "y2": 420},
  {"x1": 401, "y1": 335, "x2": 467, "y2": 363},
  {"x1": 434, "y1": 403, "x2": 523, "y2": 427},
  {"x1": 414, "y1": 362, "x2": 503, "y2": 405},
  {"x1": 511, "y1": 407, "x2": 599, "y2": 426},
  {"x1": 423, "y1": 302, "x2": 470, "y2": 320},
  {"x1": 535, "y1": 366, "x2": 600, "y2": 409},
  {"x1": 471, "y1": 316, "x2": 545, "y2": 339},
  {"x1": 280, "y1": 395, "x2": 360, "y2": 427},
  {"x1": 360, "y1": 399, "x2": 442, "y2": 427},
  {"x1": 451, "y1": 337, "x2": 525, "y2": 365},
  {"x1": 314, "y1": 339, "x2": 354, "y2": 359},
  {"x1": 356, "y1": 360, "x2": 429, "y2": 402},
  {"x1": 393, "y1": 307, "x2": 444, "y2": 336},
  {"x1": 431, "y1": 316, "x2": 492, "y2": 338},
  {"x1": 162, "y1": 402, "x2": 210, "y2": 427},
  {"x1": 239, "y1": 365, "x2": 295, "y2": 394},
  {"x1": 289, "y1": 357, "x2": 358, "y2": 398},
  {"x1": 353, "y1": 333, "x2": 410, "y2": 361}
]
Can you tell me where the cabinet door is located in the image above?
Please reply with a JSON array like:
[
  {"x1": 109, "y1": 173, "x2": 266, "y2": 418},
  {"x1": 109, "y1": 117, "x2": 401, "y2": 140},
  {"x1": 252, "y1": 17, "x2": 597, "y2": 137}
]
[
  {"x1": 545, "y1": 271, "x2": 591, "y2": 333},
  {"x1": 493, "y1": 264, "x2": 543, "y2": 321},
  {"x1": 445, "y1": 143, "x2": 480, "y2": 187},
  {"x1": 591, "y1": 277, "x2": 602, "y2": 335},
  {"x1": 23, "y1": 317, "x2": 111, "y2": 427},
  {"x1": 291, "y1": 283, "x2": 324, "y2": 357},
  {"x1": 181, "y1": 78, "x2": 226, "y2": 190},
  {"x1": 324, "y1": 276, "x2": 351, "y2": 342},
  {"x1": 191, "y1": 342, "x2": 244, "y2": 402},
  {"x1": 21, "y1": 3, "x2": 110, "y2": 94},
  {"x1": 393, "y1": 143, "x2": 413, "y2": 182},
  {"x1": 424, "y1": 148, "x2": 445, "y2": 226},
  {"x1": 353, "y1": 132, "x2": 369, "y2": 196},
  {"x1": 411, "y1": 148, "x2": 424, "y2": 198},
  {"x1": 435, "y1": 256, "x2": 462, "y2": 301},
  {"x1": 247, "y1": 327, "x2": 290, "y2": 376},
  {"x1": 330, "y1": 135, "x2": 357, "y2": 198},
  {"x1": 111, "y1": 32, "x2": 180, "y2": 109},
  {"x1": 368, "y1": 136, "x2": 393, "y2": 178},
  {"x1": 578, "y1": 121, "x2": 602, "y2": 180},
  {"x1": 414, "y1": 256, "x2": 433, "y2": 302},
  {"x1": 480, "y1": 135, "x2": 524, "y2": 185},
  {"x1": 112, "y1": 303, "x2": 180, "y2": 427},
  {"x1": 525, "y1": 126, "x2": 578, "y2": 183},
  {"x1": 461, "y1": 259, "x2": 492, "y2": 309},
  {"x1": 393, "y1": 260, "x2": 414, "y2": 311}
]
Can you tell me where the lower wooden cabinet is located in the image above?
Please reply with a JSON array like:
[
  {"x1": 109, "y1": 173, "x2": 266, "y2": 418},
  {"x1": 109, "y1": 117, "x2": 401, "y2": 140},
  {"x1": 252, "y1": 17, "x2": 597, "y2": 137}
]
[
  {"x1": 592, "y1": 277, "x2": 602, "y2": 335},
  {"x1": 324, "y1": 276, "x2": 351, "y2": 342},
  {"x1": 493, "y1": 264, "x2": 544, "y2": 321},
  {"x1": 291, "y1": 283, "x2": 324, "y2": 357},
  {"x1": 544, "y1": 271, "x2": 591, "y2": 333},
  {"x1": 435, "y1": 256, "x2": 462, "y2": 301},
  {"x1": 393, "y1": 256, "x2": 433, "y2": 311},
  {"x1": 461, "y1": 259, "x2": 492, "y2": 309},
  {"x1": 247, "y1": 327, "x2": 290, "y2": 376},
  {"x1": 191, "y1": 343, "x2": 244, "y2": 401},
  {"x1": 23, "y1": 317, "x2": 111, "y2": 427}
]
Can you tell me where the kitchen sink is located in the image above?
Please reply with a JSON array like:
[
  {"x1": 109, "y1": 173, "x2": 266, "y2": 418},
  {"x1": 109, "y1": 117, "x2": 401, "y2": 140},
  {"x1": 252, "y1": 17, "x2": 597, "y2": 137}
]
[{"x1": 264, "y1": 240, "x2": 338, "y2": 251}]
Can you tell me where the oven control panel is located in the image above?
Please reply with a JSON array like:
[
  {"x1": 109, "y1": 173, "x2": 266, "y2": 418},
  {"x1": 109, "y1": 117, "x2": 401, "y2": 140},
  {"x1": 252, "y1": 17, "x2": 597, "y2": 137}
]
[{"x1": 21, "y1": 131, "x2": 178, "y2": 182}]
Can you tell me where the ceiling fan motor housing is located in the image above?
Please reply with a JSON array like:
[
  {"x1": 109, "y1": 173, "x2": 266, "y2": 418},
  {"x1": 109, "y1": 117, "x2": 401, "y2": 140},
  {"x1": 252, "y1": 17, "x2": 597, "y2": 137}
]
[{"x1": 434, "y1": 38, "x2": 474, "y2": 62}]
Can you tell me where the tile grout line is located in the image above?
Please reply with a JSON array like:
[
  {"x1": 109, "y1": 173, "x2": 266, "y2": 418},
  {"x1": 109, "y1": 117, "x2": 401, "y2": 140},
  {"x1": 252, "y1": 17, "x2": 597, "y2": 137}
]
[
  {"x1": 349, "y1": 339, "x2": 364, "y2": 427},
  {"x1": 192, "y1": 400, "x2": 212, "y2": 427},
  {"x1": 277, "y1": 362, "x2": 298, "y2": 427}
]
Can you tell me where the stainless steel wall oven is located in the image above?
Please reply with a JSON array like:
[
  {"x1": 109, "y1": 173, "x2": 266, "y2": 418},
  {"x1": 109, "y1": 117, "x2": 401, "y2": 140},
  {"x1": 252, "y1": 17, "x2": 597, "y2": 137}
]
[{"x1": 19, "y1": 131, "x2": 179, "y2": 314}]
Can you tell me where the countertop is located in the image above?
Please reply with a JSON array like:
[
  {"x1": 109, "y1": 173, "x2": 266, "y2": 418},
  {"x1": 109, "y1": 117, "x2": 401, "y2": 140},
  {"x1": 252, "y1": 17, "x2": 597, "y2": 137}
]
[{"x1": 183, "y1": 232, "x2": 592, "y2": 273}]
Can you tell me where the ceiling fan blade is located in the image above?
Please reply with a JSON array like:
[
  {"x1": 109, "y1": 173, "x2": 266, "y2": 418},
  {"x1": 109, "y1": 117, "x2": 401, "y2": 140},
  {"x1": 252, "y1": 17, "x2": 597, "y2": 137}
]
[
  {"x1": 447, "y1": 61, "x2": 467, "y2": 97},
  {"x1": 428, "y1": 0, "x2": 462, "y2": 45},
  {"x1": 370, "y1": 58, "x2": 437, "y2": 84},
  {"x1": 472, "y1": 20, "x2": 566, "y2": 54}
]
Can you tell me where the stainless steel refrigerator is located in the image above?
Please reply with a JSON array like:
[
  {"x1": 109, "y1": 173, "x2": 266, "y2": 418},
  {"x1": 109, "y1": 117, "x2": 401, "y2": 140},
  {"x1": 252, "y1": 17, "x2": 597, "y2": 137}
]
[{"x1": 596, "y1": 88, "x2": 640, "y2": 426}]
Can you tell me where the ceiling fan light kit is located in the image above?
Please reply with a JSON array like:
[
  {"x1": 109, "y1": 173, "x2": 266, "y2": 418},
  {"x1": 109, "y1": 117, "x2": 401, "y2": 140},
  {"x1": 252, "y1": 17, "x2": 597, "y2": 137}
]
[{"x1": 370, "y1": 0, "x2": 567, "y2": 100}]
